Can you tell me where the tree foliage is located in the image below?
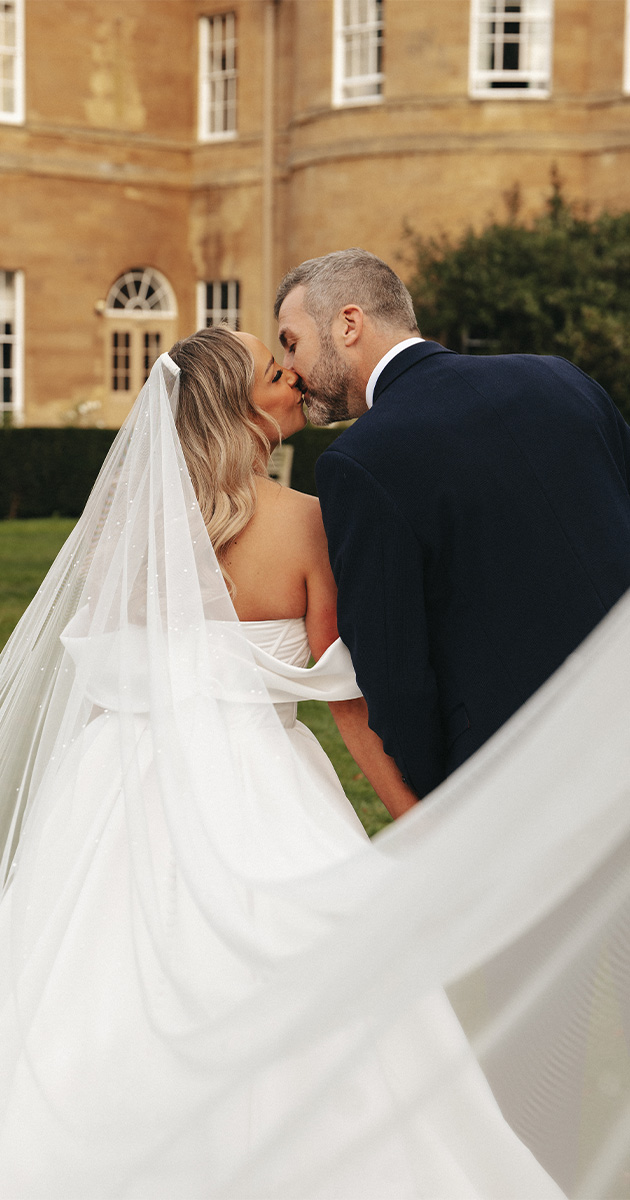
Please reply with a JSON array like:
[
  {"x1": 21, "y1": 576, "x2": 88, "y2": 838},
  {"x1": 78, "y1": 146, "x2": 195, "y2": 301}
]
[{"x1": 405, "y1": 174, "x2": 630, "y2": 419}]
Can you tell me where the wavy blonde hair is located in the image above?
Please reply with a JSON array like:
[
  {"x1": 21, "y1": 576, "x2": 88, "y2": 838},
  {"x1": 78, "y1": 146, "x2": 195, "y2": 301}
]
[{"x1": 168, "y1": 325, "x2": 277, "y2": 595}]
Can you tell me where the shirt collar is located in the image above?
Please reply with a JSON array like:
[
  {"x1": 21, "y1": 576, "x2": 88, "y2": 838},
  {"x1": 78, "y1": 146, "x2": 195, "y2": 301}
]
[{"x1": 365, "y1": 338, "x2": 424, "y2": 409}]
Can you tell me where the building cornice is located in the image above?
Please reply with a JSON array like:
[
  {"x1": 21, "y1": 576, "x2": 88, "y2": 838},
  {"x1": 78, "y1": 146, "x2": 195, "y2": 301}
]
[
  {"x1": 285, "y1": 130, "x2": 630, "y2": 172},
  {"x1": 2, "y1": 103, "x2": 630, "y2": 191},
  {"x1": 287, "y1": 94, "x2": 630, "y2": 129}
]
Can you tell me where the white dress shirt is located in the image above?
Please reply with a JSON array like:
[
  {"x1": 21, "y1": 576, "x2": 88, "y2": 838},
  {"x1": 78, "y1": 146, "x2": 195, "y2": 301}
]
[{"x1": 365, "y1": 338, "x2": 424, "y2": 409}]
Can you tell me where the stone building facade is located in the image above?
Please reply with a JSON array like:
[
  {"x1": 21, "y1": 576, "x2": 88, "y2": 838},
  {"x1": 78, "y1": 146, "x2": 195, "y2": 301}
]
[{"x1": 1, "y1": 0, "x2": 629, "y2": 426}]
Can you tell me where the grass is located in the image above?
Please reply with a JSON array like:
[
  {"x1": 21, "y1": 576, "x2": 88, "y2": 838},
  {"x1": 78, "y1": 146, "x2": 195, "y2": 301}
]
[
  {"x1": 0, "y1": 518, "x2": 392, "y2": 837},
  {"x1": 0, "y1": 517, "x2": 77, "y2": 650}
]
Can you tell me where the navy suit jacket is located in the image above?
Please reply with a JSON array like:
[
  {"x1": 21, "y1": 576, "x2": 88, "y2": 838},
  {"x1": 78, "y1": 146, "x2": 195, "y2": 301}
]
[{"x1": 316, "y1": 342, "x2": 630, "y2": 799}]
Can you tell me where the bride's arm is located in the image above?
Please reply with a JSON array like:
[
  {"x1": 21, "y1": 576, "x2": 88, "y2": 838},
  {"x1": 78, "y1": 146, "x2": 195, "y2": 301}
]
[
  {"x1": 302, "y1": 499, "x2": 418, "y2": 820},
  {"x1": 327, "y1": 697, "x2": 419, "y2": 819}
]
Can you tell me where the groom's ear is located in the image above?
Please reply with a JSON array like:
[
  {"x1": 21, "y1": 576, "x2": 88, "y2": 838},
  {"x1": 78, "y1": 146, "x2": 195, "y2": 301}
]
[{"x1": 339, "y1": 305, "x2": 364, "y2": 347}]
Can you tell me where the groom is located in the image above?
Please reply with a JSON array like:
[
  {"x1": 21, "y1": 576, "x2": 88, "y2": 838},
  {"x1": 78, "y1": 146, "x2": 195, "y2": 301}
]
[{"x1": 275, "y1": 248, "x2": 630, "y2": 800}]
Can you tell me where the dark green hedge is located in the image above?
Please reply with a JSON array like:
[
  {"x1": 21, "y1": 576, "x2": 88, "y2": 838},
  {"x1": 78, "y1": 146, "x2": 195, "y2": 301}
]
[
  {"x1": 0, "y1": 425, "x2": 343, "y2": 519},
  {"x1": 0, "y1": 429, "x2": 118, "y2": 519}
]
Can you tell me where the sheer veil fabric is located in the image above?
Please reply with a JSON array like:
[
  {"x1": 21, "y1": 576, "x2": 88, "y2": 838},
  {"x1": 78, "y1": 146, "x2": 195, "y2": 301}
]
[{"x1": 0, "y1": 353, "x2": 628, "y2": 1198}]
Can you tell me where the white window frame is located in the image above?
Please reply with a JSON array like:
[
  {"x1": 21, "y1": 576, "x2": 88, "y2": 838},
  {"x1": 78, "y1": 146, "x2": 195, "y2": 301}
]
[
  {"x1": 469, "y1": 0, "x2": 553, "y2": 99},
  {"x1": 105, "y1": 267, "x2": 177, "y2": 318},
  {"x1": 198, "y1": 12, "x2": 237, "y2": 141},
  {"x1": 0, "y1": 269, "x2": 25, "y2": 425},
  {"x1": 333, "y1": 0, "x2": 384, "y2": 108},
  {"x1": 0, "y1": 0, "x2": 25, "y2": 125},
  {"x1": 111, "y1": 330, "x2": 132, "y2": 395},
  {"x1": 103, "y1": 269, "x2": 177, "y2": 403},
  {"x1": 619, "y1": 0, "x2": 624, "y2": 96},
  {"x1": 196, "y1": 279, "x2": 240, "y2": 330}
]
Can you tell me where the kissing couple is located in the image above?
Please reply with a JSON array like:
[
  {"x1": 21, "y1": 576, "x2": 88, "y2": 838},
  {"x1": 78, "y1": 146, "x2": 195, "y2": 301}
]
[{"x1": 0, "y1": 248, "x2": 629, "y2": 1199}]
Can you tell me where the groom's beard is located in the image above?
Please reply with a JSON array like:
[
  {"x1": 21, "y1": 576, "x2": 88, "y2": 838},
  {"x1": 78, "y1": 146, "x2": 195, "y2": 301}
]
[{"x1": 304, "y1": 333, "x2": 361, "y2": 426}]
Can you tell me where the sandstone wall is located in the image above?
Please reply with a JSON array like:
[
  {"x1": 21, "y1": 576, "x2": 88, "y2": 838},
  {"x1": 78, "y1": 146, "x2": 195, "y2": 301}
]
[{"x1": 1, "y1": 0, "x2": 628, "y2": 425}]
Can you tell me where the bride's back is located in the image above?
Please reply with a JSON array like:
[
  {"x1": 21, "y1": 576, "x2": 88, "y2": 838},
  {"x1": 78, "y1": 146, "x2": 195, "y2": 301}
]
[
  {"x1": 223, "y1": 475, "x2": 323, "y2": 623},
  {"x1": 168, "y1": 325, "x2": 337, "y2": 650}
]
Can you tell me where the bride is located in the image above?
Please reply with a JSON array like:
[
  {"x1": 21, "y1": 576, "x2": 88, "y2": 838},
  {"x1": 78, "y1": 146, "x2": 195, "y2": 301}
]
[
  {"x1": 0, "y1": 326, "x2": 628, "y2": 1199},
  {"x1": 169, "y1": 326, "x2": 418, "y2": 822}
]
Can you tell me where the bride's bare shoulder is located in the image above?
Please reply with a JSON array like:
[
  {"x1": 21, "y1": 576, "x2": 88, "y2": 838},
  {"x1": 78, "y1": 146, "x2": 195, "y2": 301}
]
[
  {"x1": 256, "y1": 476, "x2": 322, "y2": 523},
  {"x1": 254, "y1": 477, "x2": 326, "y2": 561}
]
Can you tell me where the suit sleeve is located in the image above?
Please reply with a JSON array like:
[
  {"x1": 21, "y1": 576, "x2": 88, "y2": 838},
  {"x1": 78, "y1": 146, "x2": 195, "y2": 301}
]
[
  {"x1": 613, "y1": 405, "x2": 630, "y2": 494},
  {"x1": 316, "y1": 447, "x2": 445, "y2": 799},
  {"x1": 552, "y1": 357, "x2": 630, "y2": 493}
]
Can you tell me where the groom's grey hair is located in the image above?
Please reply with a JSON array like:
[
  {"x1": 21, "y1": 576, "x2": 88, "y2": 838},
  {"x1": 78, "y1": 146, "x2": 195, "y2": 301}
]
[{"x1": 274, "y1": 248, "x2": 419, "y2": 335}]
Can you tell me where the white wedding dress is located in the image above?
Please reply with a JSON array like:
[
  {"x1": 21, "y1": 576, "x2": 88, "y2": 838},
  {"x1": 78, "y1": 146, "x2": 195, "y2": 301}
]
[
  {"x1": 0, "y1": 614, "x2": 564, "y2": 1199},
  {"x1": 0, "y1": 354, "x2": 628, "y2": 1199}
]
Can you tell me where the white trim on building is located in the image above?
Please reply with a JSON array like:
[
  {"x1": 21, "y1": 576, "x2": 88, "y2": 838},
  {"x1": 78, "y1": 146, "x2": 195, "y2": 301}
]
[
  {"x1": 105, "y1": 268, "x2": 178, "y2": 318},
  {"x1": 332, "y1": 0, "x2": 384, "y2": 108},
  {"x1": 469, "y1": 0, "x2": 553, "y2": 99},
  {"x1": 198, "y1": 12, "x2": 237, "y2": 141},
  {"x1": 0, "y1": 269, "x2": 24, "y2": 425},
  {"x1": 619, "y1": 0, "x2": 624, "y2": 94},
  {"x1": 0, "y1": 0, "x2": 25, "y2": 124}
]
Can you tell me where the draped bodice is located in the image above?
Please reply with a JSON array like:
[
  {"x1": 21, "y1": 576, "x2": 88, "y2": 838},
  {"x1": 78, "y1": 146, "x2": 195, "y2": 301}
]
[
  {"x1": 240, "y1": 617, "x2": 311, "y2": 669},
  {"x1": 60, "y1": 609, "x2": 361, "y2": 721},
  {"x1": 241, "y1": 618, "x2": 312, "y2": 728}
]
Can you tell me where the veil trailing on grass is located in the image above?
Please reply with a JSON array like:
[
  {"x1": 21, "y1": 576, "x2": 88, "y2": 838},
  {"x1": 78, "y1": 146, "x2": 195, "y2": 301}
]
[{"x1": 0, "y1": 352, "x2": 628, "y2": 1198}]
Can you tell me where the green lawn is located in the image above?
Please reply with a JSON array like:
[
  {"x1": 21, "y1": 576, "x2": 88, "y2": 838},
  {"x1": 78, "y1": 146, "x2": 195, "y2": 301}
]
[
  {"x1": 0, "y1": 519, "x2": 392, "y2": 836},
  {"x1": 0, "y1": 517, "x2": 77, "y2": 650}
]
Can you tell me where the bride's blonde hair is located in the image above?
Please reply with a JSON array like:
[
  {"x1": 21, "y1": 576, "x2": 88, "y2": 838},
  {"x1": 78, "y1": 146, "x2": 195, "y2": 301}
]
[{"x1": 168, "y1": 325, "x2": 276, "y2": 594}]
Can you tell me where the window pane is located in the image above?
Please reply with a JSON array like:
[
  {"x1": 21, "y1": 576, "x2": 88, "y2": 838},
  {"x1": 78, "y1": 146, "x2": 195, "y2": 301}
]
[
  {"x1": 0, "y1": 269, "x2": 15, "y2": 411},
  {"x1": 335, "y1": 0, "x2": 384, "y2": 105},
  {"x1": 1, "y1": 1, "x2": 23, "y2": 121},
  {"x1": 0, "y1": 5, "x2": 16, "y2": 52},
  {"x1": 471, "y1": 0, "x2": 552, "y2": 96},
  {"x1": 199, "y1": 13, "x2": 237, "y2": 139},
  {"x1": 143, "y1": 331, "x2": 161, "y2": 381},
  {"x1": 200, "y1": 278, "x2": 240, "y2": 330},
  {"x1": 106, "y1": 269, "x2": 176, "y2": 316},
  {"x1": 112, "y1": 332, "x2": 131, "y2": 392}
]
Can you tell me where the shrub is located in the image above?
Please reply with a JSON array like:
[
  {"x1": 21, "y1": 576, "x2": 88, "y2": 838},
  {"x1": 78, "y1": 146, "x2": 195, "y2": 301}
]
[
  {"x1": 405, "y1": 172, "x2": 630, "y2": 420},
  {"x1": 0, "y1": 425, "x2": 342, "y2": 519}
]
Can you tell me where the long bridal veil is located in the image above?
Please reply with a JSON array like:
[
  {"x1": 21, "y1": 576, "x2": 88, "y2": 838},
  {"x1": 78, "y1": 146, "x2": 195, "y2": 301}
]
[{"x1": 0, "y1": 353, "x2": 628, "y2": 1199}]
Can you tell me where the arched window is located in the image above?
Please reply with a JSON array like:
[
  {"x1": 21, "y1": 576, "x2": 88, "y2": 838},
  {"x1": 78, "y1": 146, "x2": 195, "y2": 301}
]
[
  {"x1": 105, "y1": 267, "x2": 177, "y2": 317},
  {"x1": 104, "y1": 268, "x2": 178, "y2": 413}
]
